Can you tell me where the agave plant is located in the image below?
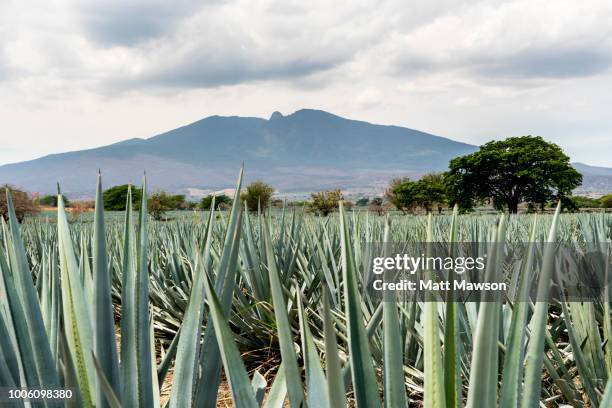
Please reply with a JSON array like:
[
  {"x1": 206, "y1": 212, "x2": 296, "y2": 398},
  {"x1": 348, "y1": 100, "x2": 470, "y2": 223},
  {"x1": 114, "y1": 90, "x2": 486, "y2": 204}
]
[{"x1": 0, "y1": 168, "x2": 611, "y2": 408}]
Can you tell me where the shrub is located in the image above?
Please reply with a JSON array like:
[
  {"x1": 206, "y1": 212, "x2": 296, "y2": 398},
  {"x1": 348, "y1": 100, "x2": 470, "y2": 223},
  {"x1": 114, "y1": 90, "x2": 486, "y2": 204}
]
[
  {"x1": 0, "y1": 185, "x2": 39, "y2": 222},
  {"x1": 39, "y1": 194, "x2": 70, "y2": 207},
  {"x1": 241, "y1": 181, "x2": 274, "y2": 211},
  {"x1": 148, "y1": 191, "x2": 175, "y2": 220},
  {"x1": 199, "y1": 194, "x2": 232, "y2": 210},
  {"x1": 600, "y1": 194, "x2": 612, "y2": 208},
  {"x1": 309, "y1": 189, "x2": 343, "y2": 216},
  {"x1": 103, "y1": 184, "x2": 142, "y2": 211}
]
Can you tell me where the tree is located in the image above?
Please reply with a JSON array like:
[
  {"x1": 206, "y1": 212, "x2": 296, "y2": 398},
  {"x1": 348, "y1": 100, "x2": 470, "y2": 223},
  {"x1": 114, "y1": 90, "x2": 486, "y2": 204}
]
[
  {"x1": 566, "y1": 195, "x2": 601, "y2": 209},
  {"x1": 39, "y1": 194, "x2": 70, "y2": 207},
  {"x1": 355, "y1": 197, "x2": 369, "y2": 207},
  {"x1": 411, "y1": 173, "x2": 447, "y2": 214},
  {"x1": 0, "y1": 185, "x2": 39, "y2": 222},
  {"x1": 103, "y1": 184, "x2": 142, "y2": 211},
  {"x1": 600, "y1": 194, "x2": 612, "y2": 208},
  {"x1": 445, "y1": 136, "x2": 582, "y2": 213},
  {"x1": 148, "y1": 191, "x2": 175, "y2": 220},
  {"x1": 168, "y1": 194, "x2": 187, "y2": 210},
  {"x1": 368, "y1": 197, "x2": 386, "y2": 215},
  {"x1": 199, "y1": 194, "x2": 232, "y2": 210},
  {"x1": 241, "y1": 181, "x2": 274, "y2": 211},
  {"x1": 309, "y1": 189, "x2": 343, "y2": 216},
  {"x1": 385, "y1": 177, "x2": 415, "y2": 214}
]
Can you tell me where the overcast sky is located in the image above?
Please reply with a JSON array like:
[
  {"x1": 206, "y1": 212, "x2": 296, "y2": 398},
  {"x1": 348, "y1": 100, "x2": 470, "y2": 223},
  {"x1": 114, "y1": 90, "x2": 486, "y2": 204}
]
[{"x1": 1, "y1": 0, "x2": 611, "y2": 166}]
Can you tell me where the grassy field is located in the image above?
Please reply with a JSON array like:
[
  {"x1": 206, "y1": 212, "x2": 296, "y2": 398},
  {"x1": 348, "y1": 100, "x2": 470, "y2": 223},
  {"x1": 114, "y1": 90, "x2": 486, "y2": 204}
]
[{"x1": 1, "y1": 174, "x2": 612, "y2": 407}]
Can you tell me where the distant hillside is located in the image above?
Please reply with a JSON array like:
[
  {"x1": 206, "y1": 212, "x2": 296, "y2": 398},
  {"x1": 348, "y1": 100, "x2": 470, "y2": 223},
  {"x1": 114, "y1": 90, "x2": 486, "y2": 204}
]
[
  {"x1": 0, "y1": 109, "x2": 477, "y2": 197},
  {"x1": 572, "y1": 163, "x2": 612, "y2": 195}
]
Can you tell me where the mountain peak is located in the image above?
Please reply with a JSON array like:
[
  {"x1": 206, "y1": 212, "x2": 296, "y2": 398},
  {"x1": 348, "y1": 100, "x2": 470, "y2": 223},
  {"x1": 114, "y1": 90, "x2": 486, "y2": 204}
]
[{"x1": 269, "y1": 111, "x2": 283, "y2": 120}]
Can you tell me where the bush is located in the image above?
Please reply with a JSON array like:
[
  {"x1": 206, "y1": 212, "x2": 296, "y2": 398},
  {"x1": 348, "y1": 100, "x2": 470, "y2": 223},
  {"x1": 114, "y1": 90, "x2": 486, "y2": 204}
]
[
  {"x1": 39, "y1": 194, "x2": 70, "y2": 208},
  {"x1": 103, "y1": 185, "x2": 142, "y2": 211},
  {"x1": 600, "y1": 194, "x2": 612, "y2": 208},
  {"x1": 241, "y1": 181, "x2": 274, "y2": 211},
  {"x1": 199, "y1": 194, "x2": 232, "y2": 210},
  {"x1": 309, "y1": 189, "x2": 343, "y2": 216},
  {"x1": 0, "y1": 185, "x2": 39, "y2": 222},
  {"x1": 148, "y1": 191, "x2": 175, "y2": 221}
]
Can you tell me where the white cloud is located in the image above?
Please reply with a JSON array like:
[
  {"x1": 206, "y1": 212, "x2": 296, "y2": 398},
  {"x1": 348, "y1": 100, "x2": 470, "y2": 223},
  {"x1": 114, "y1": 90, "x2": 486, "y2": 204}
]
[{"x1": 0, "y1": 0, "x2": 611, "y2": 166}]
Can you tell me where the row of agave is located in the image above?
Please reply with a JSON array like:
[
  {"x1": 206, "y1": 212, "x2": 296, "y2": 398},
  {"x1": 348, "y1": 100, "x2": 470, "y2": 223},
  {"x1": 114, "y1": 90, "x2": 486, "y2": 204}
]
[{"x1": 1, "y1": 168, "x2": 612, "y2": 407}]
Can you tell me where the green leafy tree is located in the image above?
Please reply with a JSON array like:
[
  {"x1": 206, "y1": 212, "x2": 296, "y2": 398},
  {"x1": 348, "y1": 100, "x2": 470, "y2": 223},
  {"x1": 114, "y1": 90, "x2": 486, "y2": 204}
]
[
  {"x1": 39, "y1": 194, "x2": 70, "y2": 207},
  {"x1": 445, "y1": 136, "x2": 582, "y2": 213},
  {"x1": 309, "y1": 189, "x2": 343, "y2": 216},
  {"x1": 241, "y1": 181, "x2": 274, "y2": 211},
  {"x1": 566, "y1": 196, "x2": 601, "y2": 209},
  {"x1": 148, "y1": 191, "x2": 175, "y2": 220},
  {"x1": 600, "y1": 194, "x2": 612, "y2": 208},
  {"x1": 355, "y1": 197, "x2": 369, "y2": 207},
  {"x1": 167, "y1": 194, "x2": 187, "y2": 210},
  {"x1": 368, "y1": 197, "x2": 386, "y2": 215},
  {"x1": 411, "y1": 173, "x2": 447, "y2": 213},
  {"x1": 103, "y1": 184, "x2": 142, "y2": 211},
  {"x1": 199, "y1": 194, "x2": 232, "y2": 210},
  {"x1": 385, "y1": 177, "x2": 415, "y2": 214}
]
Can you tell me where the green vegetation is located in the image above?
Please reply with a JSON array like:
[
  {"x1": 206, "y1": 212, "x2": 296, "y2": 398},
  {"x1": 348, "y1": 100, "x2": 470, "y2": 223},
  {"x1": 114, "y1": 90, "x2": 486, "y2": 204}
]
[
  {"x1": 39, "y1": 194, "x2": 70, "y2": 207},
  {"x1": 241, "y1": 181, "x2": 274, "y2": 211},
  {"x1": 199, "y1": 193, "x2": 232, "y2": 210},
  {"x1": 309, "y1": 189, "x2": 344, "y2": 216},
  {"x1": 385, "y1": 173, "x2": 447, "y2": 214},
  {"x1": 102, "y1": 184, "x2": 142, "y2": 210},
  {"x1": 445, "y1": 136, "x2": 582, "y2": 213},
  {"x1": 148, "y1": 191, "x2": 177, "y2": 220},
  {"x1": 1, "y1": 169, "x2": 611, "y2": 407},
  {"x1": 601, "y1": 194, "x2": 612, "y2": 208}
]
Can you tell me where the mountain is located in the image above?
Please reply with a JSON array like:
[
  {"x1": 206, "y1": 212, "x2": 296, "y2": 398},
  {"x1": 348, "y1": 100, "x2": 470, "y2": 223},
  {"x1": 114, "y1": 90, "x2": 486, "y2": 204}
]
[
  {"x1": 572, "y1": 163, "x2": 612, "y2": 196},
  {"x1": 0, "y1": 109, "x2": 477, "y2": 197},
  {"x1": 0, "y1": 109, "x2": 609, "y2": 198}
]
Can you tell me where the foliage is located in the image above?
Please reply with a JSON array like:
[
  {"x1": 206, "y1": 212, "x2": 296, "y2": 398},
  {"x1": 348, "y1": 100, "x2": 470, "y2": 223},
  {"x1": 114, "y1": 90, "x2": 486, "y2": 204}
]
[
  {"x1": 445, "y1": 136, "x2": 582, "y2": 213},
  {"x1": 355, "y1": 197, "x2": 369, "y2": 206},
  {"x1": 566, "y1": 195, "x2": 602, "y2": 209},
  {"x1": 309, "y1": 189, "x2": 343, "y2": 216},
  {"x1": 368, "y1": 197, "x2": 385, "y2": 215},
  {"x1": 199, "y1": 194, "x2": 232, "y2": 210},
  {"x1": 241, "y1": 181, "x2": 274, "y2": 211},
  {"x1": 148, "y1": 191, "x2": 176, "y2": 220},
  {"x1": 600, "y1": 194, "x2": 612, "y2": 208},
  {"x1": 1, "y1": 169, "x2": 611, "y2": 408},
  {"x1": 385, "y1": 177, "x2": 413, "y2": 213},
  {"x1": 103, "y1": 184, "x2": 142, "y2": 211},
  {"x1": 167, "y1": 194, "x2": 187, "y2": 210},
  {"x1": 0, "y1": 185, "x2": 39, "y2": 222},
  {"x1": 412, "y1": 173, "x2": 447, "y2": 213},
  {"x1": 39, "y1": 194, "x2": 70, "y2": 207}
]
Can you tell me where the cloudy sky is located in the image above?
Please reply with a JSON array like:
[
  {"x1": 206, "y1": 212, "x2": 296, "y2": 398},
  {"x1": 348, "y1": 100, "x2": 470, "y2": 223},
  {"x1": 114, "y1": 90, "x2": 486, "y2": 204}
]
[{"x1": 1, "y1": 0, "x2": 611, "y2": 166}]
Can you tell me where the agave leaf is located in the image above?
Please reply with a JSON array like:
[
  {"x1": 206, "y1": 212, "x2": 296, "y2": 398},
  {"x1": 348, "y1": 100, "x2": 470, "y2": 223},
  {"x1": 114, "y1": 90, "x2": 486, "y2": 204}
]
[
  {"x1": 3, "y1": 189, "x2": 59, "y2": 389},
  {"x1": 423, "y1": 213, "x2": 446, "y2": 408},
  {"x1": 500, "y1": 215, "x2": 537, "y2": 408},
  {"x1": 382, "y1": 215, "x2": 407, "y2": 408},
  {"x1": 322, "y1": 291, "x2": 347, "y2": 408},
  {"x1": 339, "y1": 202, "x2": 381, "y2": 408},
  {"x1": 297, "y1": 291, "x2": 329, "y2": 408},
  {"x1": 169, "y1": 201, "x2": 215, "y2": 408},
  {"x1": 92, "y1": 174, "x2": 121, "y2": 408},
  {"x1": 264, "y1": 363, "x2": 288, "y2": 408},
  {"x1": 520, "y1": 202, "x2": 561, "y2": 408},
  {"x1": 202, "y1": 273, "x2": 258, "y2": 408},
  {"x1": 57, "y1": 191, "x2": 96, "y2": 406},
  {"x1": 263, "y1": 217, "x2": 305, "y2": 408},
  {"x1": 195, "y1": 168, "x2": 244, "y2": 408}
]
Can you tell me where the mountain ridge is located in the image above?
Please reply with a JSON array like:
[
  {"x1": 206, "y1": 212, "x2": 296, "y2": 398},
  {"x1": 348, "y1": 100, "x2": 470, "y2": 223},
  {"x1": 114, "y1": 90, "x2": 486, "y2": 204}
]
[{"x1": 0, "y1": 109, "x2": 610, "y2": 198}]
